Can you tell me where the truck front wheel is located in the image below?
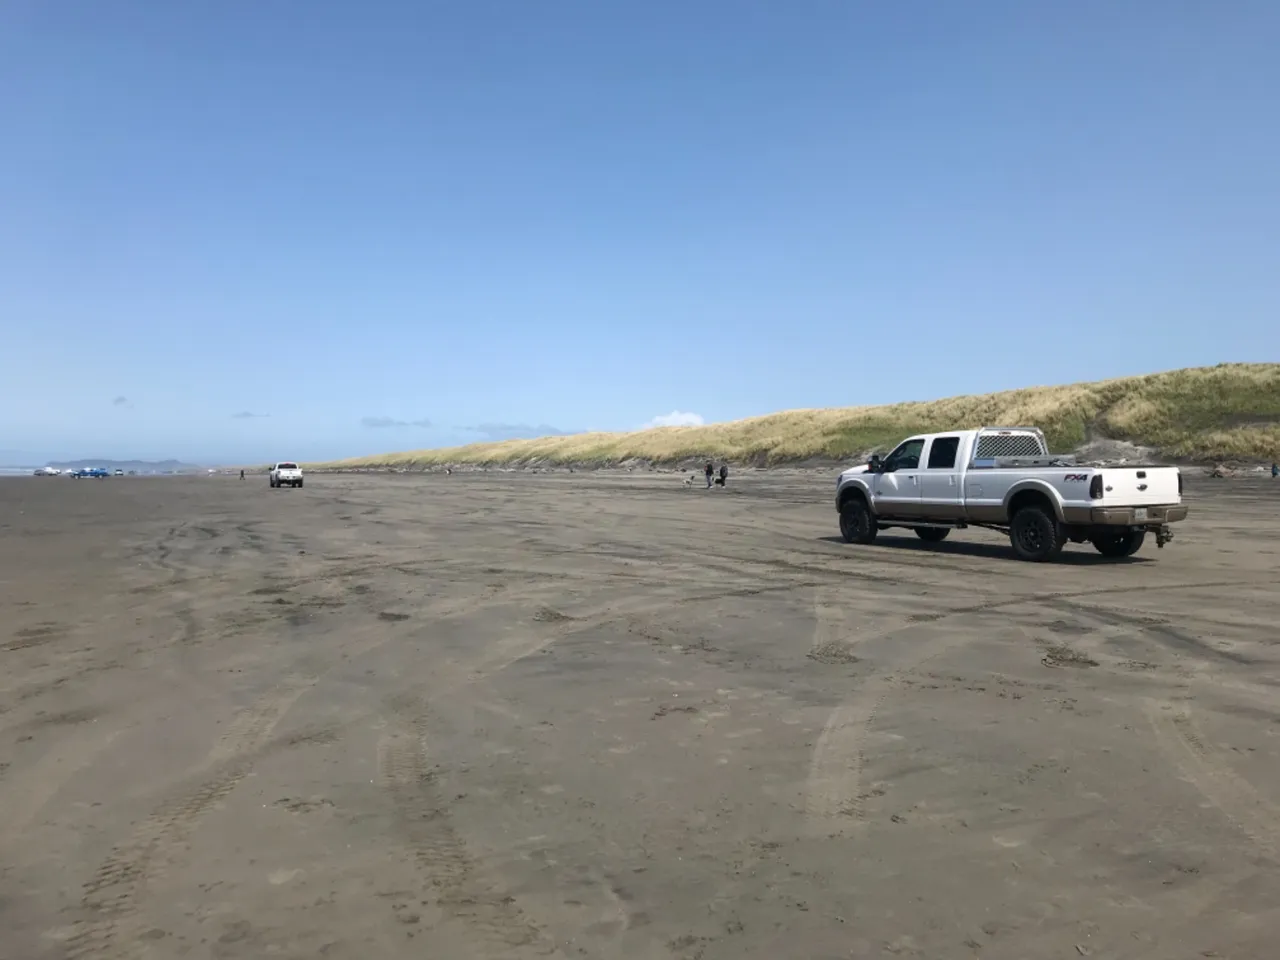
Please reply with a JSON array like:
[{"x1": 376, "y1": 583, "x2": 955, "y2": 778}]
[
  {"x1": 1091, "y1": 529, "x2": 1144, "y2": 558},
  {"x1": 1009, "y1": 506, "x2": 1063, "y2": 562},
  {"x1": 839, "y1": 499, "x2": 878, "y2": 545}
]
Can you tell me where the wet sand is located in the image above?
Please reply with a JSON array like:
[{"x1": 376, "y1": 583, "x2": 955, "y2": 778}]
[{"x1": 2, "y1": 471, "x2": 1278, "y2": 959}]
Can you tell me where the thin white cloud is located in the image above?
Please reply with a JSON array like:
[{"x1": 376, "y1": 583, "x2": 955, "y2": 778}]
[
  {"x1": 641, "y1": 410, "x2": 705, "y2": 430},
  {"x1": 362, "y1": 416, "x2": 433, "y2": 429}
]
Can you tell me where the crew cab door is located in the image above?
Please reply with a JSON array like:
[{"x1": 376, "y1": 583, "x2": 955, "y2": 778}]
[
  {"x1": 919, "y1": 435, "x2": 963, "y2": 519},
  {"x1": 874, "y1": 438, "x2": 924, "y2": 518}
]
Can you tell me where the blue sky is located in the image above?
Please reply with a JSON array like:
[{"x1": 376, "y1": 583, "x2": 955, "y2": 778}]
[{"x1": 2, "y1": 1, "x2": 1276, "y2": 464}]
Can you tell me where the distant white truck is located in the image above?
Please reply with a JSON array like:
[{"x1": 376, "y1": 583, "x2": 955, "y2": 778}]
[
  {"x1": 269, "y1": 462, "x2": 303, "y2": 488},
  {"x1": 835, "y1": 427, "x2": 1187, "y2": 561}
]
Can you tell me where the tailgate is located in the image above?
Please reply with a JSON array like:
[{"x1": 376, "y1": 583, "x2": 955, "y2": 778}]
[{"x1": 1097, "y1": 467, "x2": 1180, "y2": 506}]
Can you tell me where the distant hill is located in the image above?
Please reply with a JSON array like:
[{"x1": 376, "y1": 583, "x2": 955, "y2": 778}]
[
  {"x1": 47, "y1": 459, "x2": 203, "y2": 473},
  {"x1": 316, "y1": 363, "x2": 1280, "y2": 470}
]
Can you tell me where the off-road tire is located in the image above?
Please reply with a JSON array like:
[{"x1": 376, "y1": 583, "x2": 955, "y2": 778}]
[
  {"x1": 839, "y1": 499, "x2": 878, "y2": 545},
  {"x1": 296, "y1": 480, "x2": 303, "y2": 488},
  {"x1": 1009, "y1": 506, "x2": 1063, "y2": 562},
  {"x1": 1091, "y1": 529, "x2": 1145, "y2": 558},
  {"x1": 915, "y1": 527, "x2": 950, "y2": 543}
]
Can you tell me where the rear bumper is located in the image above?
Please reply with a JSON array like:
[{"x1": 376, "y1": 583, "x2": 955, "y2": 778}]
[{"x1": 1088, "y1": 504, "x2": 1187, "y2": 525}]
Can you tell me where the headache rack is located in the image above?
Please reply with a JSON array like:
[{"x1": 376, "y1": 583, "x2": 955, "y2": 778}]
[
  {"x1": 965, "y1": 427, "x2": 1072, "y2": 468},
  {"x1": 969, "y1": 455, "x2": 1079, "y2": 470}
]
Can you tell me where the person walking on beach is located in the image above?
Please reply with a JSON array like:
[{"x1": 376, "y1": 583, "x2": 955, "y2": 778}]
[
  {"x1": 718, "y1": 463, "x2": 728, "y2": 487},
  {"x1": 705, "y1": 462, "x2": 714, "y2": 488},
  {"x1": 240, "y1": 469, "x2": 244, "y2": 480}
]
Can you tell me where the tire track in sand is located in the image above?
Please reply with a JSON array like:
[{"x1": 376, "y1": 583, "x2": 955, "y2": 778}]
[
  {"x1": 804, "y1": 586, "x2": 979, "y2": 832},
  {"x1": 1145, "y1": 699, "x2": 1280, "y2": 859},
  {"x1": 67, "y1": 584, "x2": 612, "y2": 957},
  {"x1": 1044, "y1": 601, "x2": 1280, "y2": 857},
  {"x1": 65, "y1": 673, "x2": 317, "y2": 960},
  {"x1": 805, "y1": 576, "x2": 1272, "y2": 832},
  {"x1": 1116, "y1": 701, "x2": 1280, "y2": 960},
  {"x1": 373, "y1": 595, "x2": 690, "y2": 958},
  {"x1": 374, "y1": 620, "x2": 577, "y2": 957},
  {"x1": 62, "y1": 587, "x2": 487, "y2": 960},
  {"x1": 379, "y1": 699, "x2": 555, "y2": 958},
  {"x1": 62, "y1": 585, "x2": 465, "y2": 960}
]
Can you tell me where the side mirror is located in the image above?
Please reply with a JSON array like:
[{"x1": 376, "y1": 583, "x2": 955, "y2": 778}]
[{"x1": 867, "y1": 454, "x2": 882, "y2": 473}]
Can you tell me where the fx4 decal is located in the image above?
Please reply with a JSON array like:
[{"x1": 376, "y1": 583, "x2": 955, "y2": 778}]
[{"x1": 1063, "y1": 474, "x2": 1089, "y2": 482}]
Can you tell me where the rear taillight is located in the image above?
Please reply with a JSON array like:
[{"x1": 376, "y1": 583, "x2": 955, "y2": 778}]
[
  {"x1": 1177, "y1": 471, "x2": 1183, "y2": 495},
  {"x1": 1089, "y1": 475, "x2": 1104, "y2": 499}
]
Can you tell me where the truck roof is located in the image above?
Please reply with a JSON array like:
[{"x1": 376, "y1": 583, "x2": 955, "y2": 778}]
[{"x1": 901, "y1": 426, "x2": 1045, "y2": 441}]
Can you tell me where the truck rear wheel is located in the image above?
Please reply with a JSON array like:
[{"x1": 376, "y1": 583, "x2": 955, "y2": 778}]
[
  {"x1": 839, "y1": 499, "x2": 877, "y2": 545},
  {"x1": 1009, "y1": 506, "x2": 1063, "y2": 562},
  {"x1": 915, "y1": 527, "x2": 950, "y2": 543},
  {"x1": 296, "y1": 479, "x2": 303, "y2": 488},
  {"x1": 1091, "y1": 529, "x2": 1144, "y2": 558}
]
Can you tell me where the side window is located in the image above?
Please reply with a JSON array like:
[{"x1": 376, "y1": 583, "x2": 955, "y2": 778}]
[
  {"x1": 883, "y1": 439, "x2": 924, "y2": 472},
  {"x1": 926, "y1": 436, "x2": 960, "y2": 469}
]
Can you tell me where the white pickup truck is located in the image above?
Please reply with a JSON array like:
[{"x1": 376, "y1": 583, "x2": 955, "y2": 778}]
[
  {"x1": 835, "y1": 427, "x2": 1187, "y2": 561},
  {"x1": 269, "y1": 462, "x2": 304, "y2": 489}
]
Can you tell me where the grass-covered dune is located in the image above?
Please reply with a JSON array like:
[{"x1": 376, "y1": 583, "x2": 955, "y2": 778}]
[{"x1": 317, "y1": 363, "x2": 1280, "y2": 470}]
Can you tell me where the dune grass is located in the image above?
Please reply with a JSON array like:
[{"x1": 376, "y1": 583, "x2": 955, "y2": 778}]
[{"x1": 316, "y1": 363, "x2": 1280, "y2": 470}]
